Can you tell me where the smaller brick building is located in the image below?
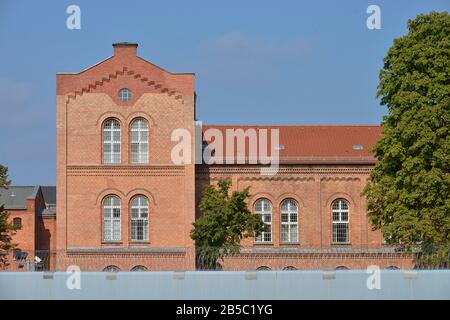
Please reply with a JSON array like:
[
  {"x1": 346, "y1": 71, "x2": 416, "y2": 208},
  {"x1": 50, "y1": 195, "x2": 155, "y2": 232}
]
[{"x1": 0, "y1": 186, "x2": 56, "y2": 271}]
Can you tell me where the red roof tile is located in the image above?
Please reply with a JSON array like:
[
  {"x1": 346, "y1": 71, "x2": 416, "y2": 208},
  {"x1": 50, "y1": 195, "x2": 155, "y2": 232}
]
[{"x1": 201, "y1": 125, "x2": 381, "y2": 164}]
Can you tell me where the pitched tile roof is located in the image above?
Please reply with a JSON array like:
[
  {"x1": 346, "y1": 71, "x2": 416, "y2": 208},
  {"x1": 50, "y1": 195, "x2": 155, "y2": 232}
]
[
  {"x1": 0, "y1": 186, "x2": 39, "y2": 209},
  {"x1": 41, "y1": 186, "x2": 56, "y2": 206},
  {"x1": 201, "y1": 125, "x2": 381, "y2": 164}
]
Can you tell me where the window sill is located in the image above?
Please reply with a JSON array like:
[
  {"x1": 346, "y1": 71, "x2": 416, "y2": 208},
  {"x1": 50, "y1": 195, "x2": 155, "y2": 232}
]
[
  {"x1": 254, "y1": 242, "x2": 273, "y2": 245},
  {"x1": 280, "y1": 242, "x2": 300, "y2": 245},
  {"x1": 102, "y1": 241, "x2": 123, "y2": 245},
  {"x1": 331, "y1": 243, "x2": 352, "y2": 246},
  {"x1": 129, "y1": 241, "x2": 150, "y2": 245}
]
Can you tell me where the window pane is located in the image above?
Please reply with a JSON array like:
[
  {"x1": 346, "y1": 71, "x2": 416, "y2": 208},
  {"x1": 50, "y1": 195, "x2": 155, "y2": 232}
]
[
  {"x1": 333, "y1": 212, "x2": 339, "y2": 221},
  {"x1": 255, "y1": 200, "x2": 263, "y2": 212},
  {"x1": 281, "y1": 224, "x2": 288, "y2": 242},
  {"x1": 332, "y1": 201, "x2": 340, "y2": 210},
  {"x1": 341, "y1": 212, "x2": 348, "y2": 221},
  {"x1": 112, "y1": 131, "x2": 120, "y2": 141},
  {"x1": 290, "y1": 213, "x2": 297, "y2": 222},
  {"x1": 104, "y1": 208, "x2": 111, "y2": 218},
  {"x1": 290, "y1": 225, "x2": 298, "y2": 242},
  {"x1": 333, "y1": 223, "x2": 349, "y2": 243}
]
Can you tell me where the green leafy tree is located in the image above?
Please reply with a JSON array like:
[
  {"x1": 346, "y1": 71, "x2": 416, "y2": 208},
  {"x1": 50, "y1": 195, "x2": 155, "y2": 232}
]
[
  {"x1": 191, "y1": 179, "x2": 266, "y2": 270},
  {"x1": 363, "y1": 12, "x2": 450, "y2": 267},
  {"x1": 0, "y1": 165, "x2": 20, "y2": 269}
]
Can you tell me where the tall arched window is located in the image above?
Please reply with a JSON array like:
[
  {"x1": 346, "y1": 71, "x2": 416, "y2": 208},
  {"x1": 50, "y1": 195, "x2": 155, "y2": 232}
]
[
  {"x1": 254, "y1": 199, "x2": 272, "y2": 243},
  {"x1": 103, "y1": 196, "x2": 121, "y2": 241},
  {"x1": 103, "y1": 119, "x2": 121, "y2": 164},
  {"x1": 130, "y1": 196, "x2": 149, "y2": 241},
  {"x1": 130, "y1": 118, "x2": 148, "y2": 164},
  {"x1": 281, "y1": 199, "x2": 298, "y2": 243},
  {"x1": 332, "y1": 199, "x2": 349, "y2": 244}
]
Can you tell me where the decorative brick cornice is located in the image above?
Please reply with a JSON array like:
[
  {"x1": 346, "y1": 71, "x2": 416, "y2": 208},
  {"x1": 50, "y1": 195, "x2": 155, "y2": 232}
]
[
  {"x1": 196, "y1": 167, "x2": 373, "y2": 175},
  {"x1": 65, "y1": 67, "x2": 184, "y2": 104},
  {"x1": 320, "y1": 177, "x2": 361, "y2": 182},
  {"x1": 237, "y1": 176, "x2": 315, "y2": 182},
  {"x1": 66, "y1": 247, "x2": 186, "y2": 257},
  {"x1": 67, "y1": 165, "x2": 185, "y2": 177}
]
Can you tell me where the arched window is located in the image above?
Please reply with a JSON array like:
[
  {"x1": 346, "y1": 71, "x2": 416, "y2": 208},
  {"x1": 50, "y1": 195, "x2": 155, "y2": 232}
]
[
  {"x1": 283, "y1": 266, "x2": 297, "y2": 271},
  {"x1": 13, "y1": 217, "x2": 22, "y2": 228},
  {"x1": 130, "y1": 118, "x2": 148, "y2": 164},
  {"x1": 103, "y1": 265, "x2": 120, "y2": 272},
  {"x1": 280, "y1": 199, "x2": 298, "y2": 243},
  {"x1": 256, "y1": 266, "x2": 271, "y2": 271},
  {"x1": 103, "y1": 119, "x2": 121, "y2": 164},
  {"x1": 336, "y1": 266, "x2": 349, "y2": 270},
  {"x1": 131, "y1": 265, "x2": 148, "y2": 271},
  {"x1": 386, "y1": 266, "x2": 400, "y2": 270},
  {"x1": 103, "y1": 196, "x2": 121, "y2": 241},
  {"x1": 118, "y1": 88, "x2": 132, "y2": 102},
  {"x1": 332, "y1": 199, "x2": 349, "y2": 244},
  {"x1": 254, "y1": 199, "x2": 272, "y2": 243},
  {"x1": 130, "y1": 196, "x2": 149, "y2": 241}
]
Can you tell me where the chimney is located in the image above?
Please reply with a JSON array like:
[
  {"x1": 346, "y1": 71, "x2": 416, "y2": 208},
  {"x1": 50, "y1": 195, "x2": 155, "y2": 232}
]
[{"x1": 112, "y1": 42, "x2": 138, "y2": 56}]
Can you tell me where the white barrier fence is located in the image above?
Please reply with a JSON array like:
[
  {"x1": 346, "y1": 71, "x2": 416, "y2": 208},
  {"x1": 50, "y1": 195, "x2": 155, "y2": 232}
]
[{"x1": 1, "y1": 270, "x2": 449, "y2": 300}]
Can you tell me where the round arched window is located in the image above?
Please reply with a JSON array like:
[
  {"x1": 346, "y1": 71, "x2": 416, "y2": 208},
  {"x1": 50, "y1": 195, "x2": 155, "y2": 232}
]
[
  {"x1": 118, "y1": 88, "x2": 132, "y2": 102},
  {"x1": 131, "y1": 265, "x2": 148, "y2": 272},
  {"x1": 256, "y1": 266, "x2": 271, "y2": 271},
  {"x1": 103, "y1": 265, "x2": 120, "y2": 272}
]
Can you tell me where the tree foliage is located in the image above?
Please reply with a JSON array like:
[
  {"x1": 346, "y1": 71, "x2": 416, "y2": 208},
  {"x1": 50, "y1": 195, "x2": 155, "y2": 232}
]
[
  {"x1": 0, "y1": 165, "x2": 20, "y2": 269},
  {"x1": 191, "y1": 179, "x2": 266, "y2": 270},
  {"x1": 363, "y1": 12, "x2": 450, "y2": 266}
]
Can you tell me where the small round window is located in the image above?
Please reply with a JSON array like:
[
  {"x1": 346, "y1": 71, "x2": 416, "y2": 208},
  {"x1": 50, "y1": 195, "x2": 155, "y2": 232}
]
[{"x1": 118, "y1": 88, "x2": 132, "y2": 102}]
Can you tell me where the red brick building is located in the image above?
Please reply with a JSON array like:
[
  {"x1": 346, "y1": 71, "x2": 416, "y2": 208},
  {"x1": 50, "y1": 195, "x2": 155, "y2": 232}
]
[
  {"x1": 2, "y1": 43, "x2": 413, "y2": 271},
  {"x1": 0, "y1": 186, "x2": 56, "y2": 271}
]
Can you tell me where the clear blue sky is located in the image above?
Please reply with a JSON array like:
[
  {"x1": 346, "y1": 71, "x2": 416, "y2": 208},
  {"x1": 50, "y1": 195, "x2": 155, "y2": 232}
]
[{"x1": 0, "y1": 0, "x2": 448, "y2": 185}]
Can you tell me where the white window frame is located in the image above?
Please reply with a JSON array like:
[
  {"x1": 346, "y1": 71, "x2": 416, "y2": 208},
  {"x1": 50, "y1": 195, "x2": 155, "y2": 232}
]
[
  {"x1": 118, "y1": 88, "x2": 132, "y2": 102},
  {"x1": 281, "y1": 199, "x2": 298, "y2": 243},
  {"x1": 103, "y1": 196, "x2": 121, "y2": 242},
  {"x1": 332, "y1": 199, "x2": 350, "y2": 244},
  {"x1": 130, "y1": 196, "x2": 149, "y2": 241},
  {"x1": 103, "y1": 119, "x2": 121, "y2": 164},
  {"x1": 254, "y1": 199, "x2": 272, "y2": 243},
  {"x1": 130, "y1": 118, "x2": 149, "y2": 164}
]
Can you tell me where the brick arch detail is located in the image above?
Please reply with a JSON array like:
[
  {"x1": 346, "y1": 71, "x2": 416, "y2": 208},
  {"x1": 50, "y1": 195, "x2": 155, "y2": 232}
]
[
  {"x1": 249, "y1": 193, "x2": 277, "y2": 210},
  {"x1": 96, "y1": 112, "x2": 127, "y2": 127},
  {"x1": 126, "y1": 112, "x2": 156, "y2": 127},
  {"x1": 95, "y1": 189, "x2": 126, "y2": 205},
  {"x1": 125, "y1": 188, "x2": 157, "y2": 206},
  {"x1": 325, "y1": 192, "x2": 356, "y2": 210},
  {"x1": 276, "y1": 193, "x2": 304, "y2": 209}
]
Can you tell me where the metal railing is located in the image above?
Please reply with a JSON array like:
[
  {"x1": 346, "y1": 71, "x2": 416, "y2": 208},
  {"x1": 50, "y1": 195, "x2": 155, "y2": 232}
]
[{"x1": 1, "y1": 247, "x2": 448, "y2": 272}]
